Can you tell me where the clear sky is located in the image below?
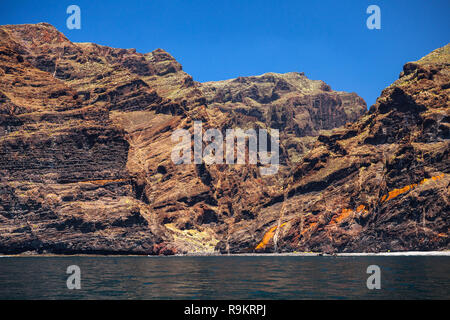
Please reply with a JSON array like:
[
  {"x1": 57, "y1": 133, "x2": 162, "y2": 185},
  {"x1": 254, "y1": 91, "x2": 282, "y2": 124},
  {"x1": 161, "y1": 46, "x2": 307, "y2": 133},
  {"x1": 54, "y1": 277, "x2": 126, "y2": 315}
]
[{"x1": 1, "y1": 0, "x2": 449, "y2": 107}]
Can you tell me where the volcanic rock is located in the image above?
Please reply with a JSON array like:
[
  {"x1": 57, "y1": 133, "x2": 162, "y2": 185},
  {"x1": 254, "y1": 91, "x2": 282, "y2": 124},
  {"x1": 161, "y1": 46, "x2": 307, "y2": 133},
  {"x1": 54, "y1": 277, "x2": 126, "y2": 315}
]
[{"x1": 0, "y1": 23, "x2": 448, "y2": 255}]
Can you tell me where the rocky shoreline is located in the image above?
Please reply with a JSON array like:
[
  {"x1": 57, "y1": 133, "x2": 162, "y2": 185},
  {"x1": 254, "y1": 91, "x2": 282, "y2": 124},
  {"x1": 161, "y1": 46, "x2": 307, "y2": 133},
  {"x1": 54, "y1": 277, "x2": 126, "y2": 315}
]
[
  {"x1": 2, "y1": 250, "x2": 450, "y2": 258},
  {"x1": 0, "y1": 23, "x2": 448, "y2": 255}
]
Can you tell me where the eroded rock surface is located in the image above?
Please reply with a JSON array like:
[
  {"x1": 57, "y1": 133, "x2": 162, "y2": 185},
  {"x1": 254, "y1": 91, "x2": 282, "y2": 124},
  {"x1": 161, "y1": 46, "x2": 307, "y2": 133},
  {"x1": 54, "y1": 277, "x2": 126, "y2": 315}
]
[
  {"x1": 223, "y1": 44, "x2": 450, "y2": 254},
  {"x1": 0, "y1": 23, "x2": 448, "y2": 254}
]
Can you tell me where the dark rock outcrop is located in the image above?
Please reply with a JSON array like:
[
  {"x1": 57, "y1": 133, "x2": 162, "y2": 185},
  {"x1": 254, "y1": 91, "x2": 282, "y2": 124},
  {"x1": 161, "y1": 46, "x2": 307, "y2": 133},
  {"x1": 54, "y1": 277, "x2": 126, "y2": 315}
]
[
  {"x1": 221, "y1": 44, "x2": 450, "y2": 254},
  {"x1": 0, "y1": 23, "x2": 448, "y2": 255}
]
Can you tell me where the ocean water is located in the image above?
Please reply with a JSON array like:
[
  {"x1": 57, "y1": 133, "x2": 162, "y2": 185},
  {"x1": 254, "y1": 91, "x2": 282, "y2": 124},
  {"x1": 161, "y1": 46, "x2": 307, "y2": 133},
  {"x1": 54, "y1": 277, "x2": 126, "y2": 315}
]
[{"x1": 0, "y1": 256, "x2": 448, "y2": 299}]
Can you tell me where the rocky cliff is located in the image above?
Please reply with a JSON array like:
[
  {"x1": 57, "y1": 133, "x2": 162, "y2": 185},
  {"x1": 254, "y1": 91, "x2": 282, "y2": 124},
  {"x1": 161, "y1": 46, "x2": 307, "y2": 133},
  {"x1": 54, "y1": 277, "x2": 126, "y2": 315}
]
[
  {"x1": 201, "y1": 72, "x2": 366, "y2": 164},
  {"x1": 224, "y1": 44, "x2": 450, "y2": 253},
  {"x1": 0, "y1": 23, "x2": 447, "y2": 255}
]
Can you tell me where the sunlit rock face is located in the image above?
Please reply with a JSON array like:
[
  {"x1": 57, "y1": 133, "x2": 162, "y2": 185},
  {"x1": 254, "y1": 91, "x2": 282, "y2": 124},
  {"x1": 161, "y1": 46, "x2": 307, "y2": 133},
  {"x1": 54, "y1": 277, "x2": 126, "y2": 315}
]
[
  {"x1": 0, "y1": 23, "x2": 447, "y2": 255},
  {"x1": 227, "y1": 44, "x2": 449, "y2": 254},
  {"x1": 201, "y1": 72, "x2": 366, "y2": 166}
]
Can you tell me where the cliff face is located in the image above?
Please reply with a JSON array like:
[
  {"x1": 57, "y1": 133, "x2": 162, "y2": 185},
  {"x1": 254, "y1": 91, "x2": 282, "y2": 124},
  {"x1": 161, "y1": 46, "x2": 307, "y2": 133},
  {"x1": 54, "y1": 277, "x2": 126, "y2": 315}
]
[
  {"x1": 202, "y1": 72, "x2": 365, "y2": 134},
  {"x1": 201, "y1": 72, "x2": 366, "y2": 164},
  {"x1": 0, "y1": 23, "x2": 447, "y2": 255},
  {"x1": 223, "y1": 45, "x2": 449, "y2": 253},
  {"x1": 0, "y1": 23, "x2": 203, "y2": 254}
]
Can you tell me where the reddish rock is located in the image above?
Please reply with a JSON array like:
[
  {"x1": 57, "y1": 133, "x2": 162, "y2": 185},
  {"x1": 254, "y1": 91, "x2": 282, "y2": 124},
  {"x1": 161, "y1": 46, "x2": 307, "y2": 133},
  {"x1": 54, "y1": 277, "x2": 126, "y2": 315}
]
[{"x1": 0, "y1": 23, "x2": 448, "y2": 255}]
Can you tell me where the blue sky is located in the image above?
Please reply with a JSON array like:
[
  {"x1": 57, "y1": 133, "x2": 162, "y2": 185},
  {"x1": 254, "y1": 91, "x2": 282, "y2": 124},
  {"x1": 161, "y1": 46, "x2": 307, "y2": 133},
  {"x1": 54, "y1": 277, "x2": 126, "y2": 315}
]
[{"x1": 1, "y1": 0, "x2": 449, "y2": 107}]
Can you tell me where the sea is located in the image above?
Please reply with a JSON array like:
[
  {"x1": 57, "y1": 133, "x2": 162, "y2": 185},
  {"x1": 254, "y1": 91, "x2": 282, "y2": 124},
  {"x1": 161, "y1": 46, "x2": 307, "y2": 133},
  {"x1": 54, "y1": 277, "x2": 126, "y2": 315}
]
[{"x1": 0, "y1": 255, "x2": 448, "y2": 299}]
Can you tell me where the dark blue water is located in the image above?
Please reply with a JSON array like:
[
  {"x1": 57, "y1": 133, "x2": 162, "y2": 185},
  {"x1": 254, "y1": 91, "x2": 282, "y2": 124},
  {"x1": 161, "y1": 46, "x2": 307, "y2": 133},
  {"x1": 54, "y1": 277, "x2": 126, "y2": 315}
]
[{"x1": 0, "y1": 256, "x2": 448, "y2": 299}]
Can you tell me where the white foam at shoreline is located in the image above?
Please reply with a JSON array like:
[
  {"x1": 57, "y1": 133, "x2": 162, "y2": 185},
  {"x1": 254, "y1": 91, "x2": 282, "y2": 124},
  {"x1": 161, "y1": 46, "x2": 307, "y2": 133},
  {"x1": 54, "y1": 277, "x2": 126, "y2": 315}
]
[
  {"x1": 335, "y1": 251, "x2": 450, "y2": 256},
  {"x1": 1, "y1": 251, "x2": 449, "y2": 257},
  {"x1": 169, "y1": 251, "x2": 450, "y2": 257}
]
